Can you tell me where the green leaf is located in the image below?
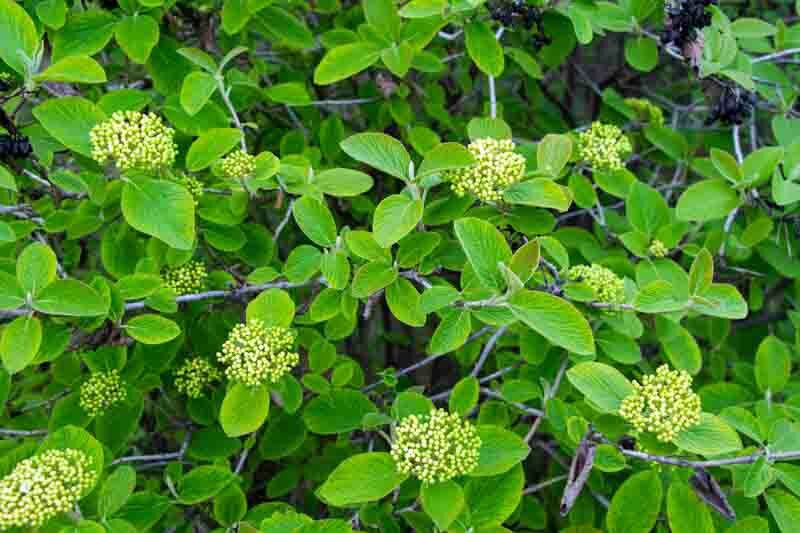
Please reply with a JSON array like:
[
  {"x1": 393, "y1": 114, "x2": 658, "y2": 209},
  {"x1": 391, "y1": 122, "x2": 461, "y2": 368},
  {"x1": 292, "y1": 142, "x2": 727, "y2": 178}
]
[
  {"x1": 0, "y1": 272, "x2": 25, "y2": 310},
  {"x1": 465, "y1": 20, "x2": 503, "y2": 77},
  {"x1": 449, "y1": 376, "x2": 479, "y2": 416},
  {"x1": 125, "y1": 314, "x2": 181, "y2": 344},
  {"x1": 644, "y1": 125, "x2": 689, "y2": 161},
  {"x1": 421, "y1": 481, "x2": 464, "y2": 531},
  {"x1": 0, "y1": 0, "x2": 38, "y2": 75},
  {"x1": 364, "y1": 0, "x2": 401, "y2": 39},
  {"x1": 340, "y1": 133, "x2": 411, "y2": 181},
  {"x1": 627, "y1": 181, "x2": 669, "y2": 238},
  {"x1": 220, "y1": 383, "x2": 270, "y2": 437},
  {"x1": 417, "y1": 142, "x2": 475, "y2": 178},
  {"x1": 264, "y1": 82, "x2": 312, "y2": 106},
  {"x1": 689, "y1": 283, "x2": 748, "y2": 319},
  {"x1": 607, "y1": 470, "x2": 663, "y2": 533},
  {"x1": 624, "y1": 36, "x2": 658, "y2": 72},
  {"x1": 673, "y1": 413, "x2": 742, "y2": 455},
  {"x1": 32, "y1": 279, "x2": 109, "y2": 317},
  {"x1": 373, "y1": 194, "x2": 423, "y2": 248},
  {"x1": 676, "y1": 179, "x2": 741, "y2": 222},
  {"x1": 213, "y1": 483, "x2": 247, "y2": 527},
  {"x1": 0, "y1": 165, "x2": 16, "y2": 192},
  {"x1": 766, "y1": 489, "x2": 800, "y2": 533},
  {"x1": 465, "y1": 464, "x2": 524, "y2": 528},
  {"x1": 32, "y1": 97, "x2": 107, "y2": 158},
  {"x1": 428, "y1": 309, "x2": 471, "y2": 355},
  {"x1": 179, "y1": 466, "x2": 236, "y2": 504},
  {"x1": 314, "y1": 168, "x2": 373, "y2": 198},
  {"x1": 313, "y1": 42, "x2": 384, "y2": 85},
  {"x1": 317, "y1": 453, "x2": 407, "y2": 507},
  {"x1": 509, "y1": 290, "x2": 595, "y2": 355},
  {"x1": 1, "y1": 315, "x2": 42, "y2": 374},
  {"x1": 688, "y1": 248, "x2": 714, "y2": 296},
  {"x1": 385, "y1": 278, "x2": 426, "y2": 327},
  {"x1": 303, "y1": 389, "x2": 377, "y2": 434},
  {"x1": 537, "y1": 134, "x2": 572, "y2": 177},
  {"x1": 35, "y1": 56, "x2": 107, "y2": 84},
  {"x1": 351, "y1": 262, "x2": 398, "y2": 298},
  {"x1": 711, "y1": 148, "x2": 743, "y2": 184},
  {"x1": 36, "y1": 0, "x2": 66, "y2": 29},
  {"x1": 100, "y1": 466, "x2": 137, "y2": 518},
  {"x1": 467, "y1": 117, "x2": 512, "y2": 141},
  {"x1": 731, "y1": 17, "x2": 776, "y2": 38},
  {"x1": 246, "y1": 288, "x2": 295, "y2": 328},
  {"x1": 755, "y1": 335, "x2": 791, "y2": 394},
  {"x1": 52, "y1": 9, "x2": 116, "y2": 61},
  {"x1": 115, "y1": 14, "x2": 159, "y2": 64},
  {"x1": 293, "y1": 196, "x2": 338, "y2": 247},
  {"x1": 666, "y1": 480, "x2": 715, "y2": 533},
  {"x1": 454, "y1": 217, "x2": 512, "y2": 293},
  {"x1": 257, "y1": 7, "x2": 314, "y2": 50},
  {"x1": 566, "y1": 362, "x2": 633, "y2": 413},
  {"x1": 186, "y1": 128, "x2": 243, "y2": 171},
  {"x1": 122, "y1": 178, "x2": 195, "y2": 250},
  {"x1": 17, "y1": 242, "x2": 57, "y2": 295},
  {"x1": 505, "y1": 47, "x2": 543, "y2": 79},
  {"x1": 503, "y1": 179, "x2": 572, "y2": 212},
  {"x1": 473, "y1": 425, "x2": 530, "y2": 476},
  {"x1": 180, "y1": 71, "x2": 218, "y2": 116}
]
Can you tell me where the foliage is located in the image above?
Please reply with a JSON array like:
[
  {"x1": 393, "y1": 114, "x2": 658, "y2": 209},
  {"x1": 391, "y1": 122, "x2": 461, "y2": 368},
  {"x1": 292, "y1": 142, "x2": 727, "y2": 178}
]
[{"x1": 1, "y1": 0, "x2": 800, "y2": 530}]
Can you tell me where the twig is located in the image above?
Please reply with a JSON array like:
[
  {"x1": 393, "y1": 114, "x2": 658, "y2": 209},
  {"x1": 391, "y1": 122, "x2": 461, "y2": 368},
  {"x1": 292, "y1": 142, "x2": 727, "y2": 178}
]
[
  {"x1": 273, "y1": 199, "x2": 295, "y2": 241},
  {"x1": 752, "y1": 48, "x2": 800, "y2": 64},
  {"x1": 522, "y1": 474, "x2": 568, "y2": 495},
  {"x1": 470, "y1": 326, "x2": 508, "y2": 377},
  {"x1": 524, "y1": 357, "x2": 569, "y2": 443},
  {"x1": 480, "y1": 387, "x2": 544, "y2": 417},
  {"x1": 0, "y1": 428, "x2": 48, "y2": 437},
  {"x1": 621, "y1": 448, "x2": 800, "y2": 468},
  {"x1": 732, "y1": 124, "x2": 744, "y2": 164}
]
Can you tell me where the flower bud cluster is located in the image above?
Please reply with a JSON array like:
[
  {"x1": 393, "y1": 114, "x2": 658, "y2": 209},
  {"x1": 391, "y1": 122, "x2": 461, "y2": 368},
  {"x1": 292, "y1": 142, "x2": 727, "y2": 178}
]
[
  {"x1": 162, "y1": 261, "x2": 208, "y2": 296},
  {"x1": 90, "y1": 111, "x2": 177, "y2": 172},
  {"x1": 648, "y1": 239, "x2": 669, "y2": 258},
  {"x1": 174, "y1": 357, "x2": 220, "y2": 398},
  {"x1": 390, "y1": 409, "x2": 481, "y2": 484},
  {"x1": 444, "y1": 138, "x2": 526, "y2": 202},
  {"x1": 79, "y1": 370, "x2": 127, "y2": 417},
  {"x1": 577, "y1": 122, "x2": 632, "y2": 171},
  {"x1": 217, "y1": 320, "x2": 299, "y2": 386},
  {"x1": 174, "y1": 174, "x2": 204, "y2": 205},
  {"x1": 624, "y1": 98, "x2": 664, "y2": 127},
  {"x1": 619, "y1": 365, "x2": 702, "y2": 442},
  {"x1": 567, "y1": 264, "x2": 625, "y2": 305},
  {"x1": 0, "y1": 449, "x2": 96, "y2": 529},
  {"x1": 221, "y1": 150, "x2": 256, "y2": 180}
]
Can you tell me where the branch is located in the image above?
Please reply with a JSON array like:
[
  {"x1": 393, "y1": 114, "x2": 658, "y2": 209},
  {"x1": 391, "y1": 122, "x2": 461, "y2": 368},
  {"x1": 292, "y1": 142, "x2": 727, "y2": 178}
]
[
  {"x1": 620, "y1": 447, "x2": 800, "y2": 468},
  {"x1": 0, "y1": 428, "x2": 48, "y2": 437},
  {"x1": 470, "y1": 326, "x2": 508, "y2": 377}
]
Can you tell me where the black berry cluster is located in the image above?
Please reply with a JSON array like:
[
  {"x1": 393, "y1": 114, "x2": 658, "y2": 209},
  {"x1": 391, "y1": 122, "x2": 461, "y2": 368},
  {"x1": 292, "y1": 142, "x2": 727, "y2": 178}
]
[
  {"x1": 0, "y1": 134, "x2": 32, "y2": 160},
  {"x1": 706, "y1": 87, "x2": 757, "y2": 125},
  {"x1": 488, "y1": 1, "x2": 552, "y2": 48},
  {"x1": 661, "y1": 0, "x2": 716, "y2": 49}
]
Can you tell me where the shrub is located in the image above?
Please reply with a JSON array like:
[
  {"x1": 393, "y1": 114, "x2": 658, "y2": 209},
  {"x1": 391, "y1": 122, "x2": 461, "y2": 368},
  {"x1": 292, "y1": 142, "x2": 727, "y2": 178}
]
[{"x1": 0, "y1": 0, "x2": 799, "y2": 530}]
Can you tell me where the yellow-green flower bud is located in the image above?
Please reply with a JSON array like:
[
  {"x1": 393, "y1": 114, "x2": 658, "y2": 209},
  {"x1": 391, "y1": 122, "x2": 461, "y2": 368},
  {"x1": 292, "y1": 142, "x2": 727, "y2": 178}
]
[
  {"x1": 217, "y1": 320, "x2": 299, "y2": 386},
  {"x1": 619, "y1": 365, "x2": 701, "y2": 442},
  {"x1": 90, "y1": 111, "x2": 177, "y2": 172},
  {"x1": 648, "y1": 239, "x2": 669, "y2": 258},
  {"x1": 79, "y1": 370, "x2": 127, "y2": 417},
  {"x1": 444, "y1": 138, "x2": 526, "y2": 203},
  {"x1": 390, "y1": 409, "x2": 481, "y2": 484},
  {"x1": 162, "y1": 261, "x2": 208, "y2": 296},
  {"x1": 174, "y1": 357, "x2": 220, "y2": 398},
  {"x1": 567, "y1": 264, "x2": 625, "y2": 306},
  {"x1": 578, "y1": 122, "x2": 632, "y2": 171},
  {"x1": 624, "y1": 98, "x2": 665, "y2": 127},
  {"x1": 0, "y1": 448, "x2": 96, "y2": 529},
  {"x1": 221, "y1": 150, "x2": 256, "y2": 180},
  {"x1": 173, "y1": 174, "x2": 204, "y2": 205}
]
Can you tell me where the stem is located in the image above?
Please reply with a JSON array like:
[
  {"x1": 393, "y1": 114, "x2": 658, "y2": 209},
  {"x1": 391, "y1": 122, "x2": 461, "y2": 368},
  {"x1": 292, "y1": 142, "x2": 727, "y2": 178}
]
[{"x1": 218, "y1": 80, "x2": 247, "y2": 151}]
